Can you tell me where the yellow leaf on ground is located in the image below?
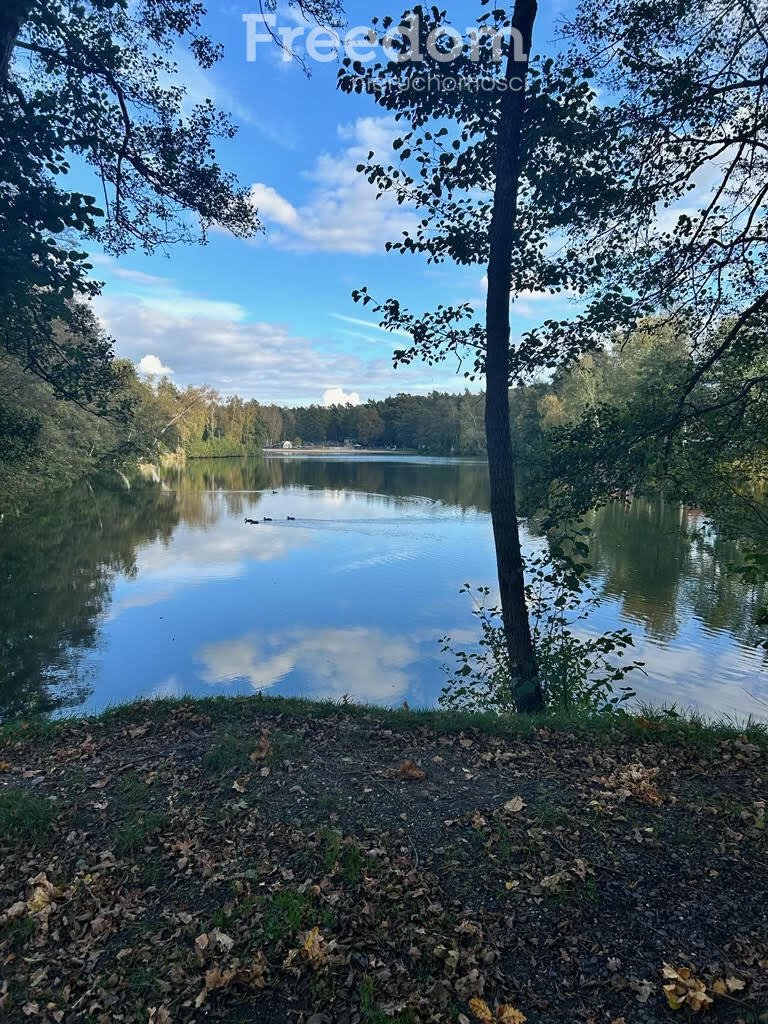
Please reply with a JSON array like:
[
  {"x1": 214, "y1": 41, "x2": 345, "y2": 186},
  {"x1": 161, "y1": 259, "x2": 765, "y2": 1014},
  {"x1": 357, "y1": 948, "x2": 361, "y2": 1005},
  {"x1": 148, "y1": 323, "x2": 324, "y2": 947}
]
[
  {"x1": 303, "y1": 926, "x2": 327, "y2": 965},
  {"x1": 249, "y1": 729, "x2": 272, "y2": 762},
  {"x1": 497, "y1": 1005, "x2": 527, "y2": 1023},
  {"x1": 468, "y1": 998, "x2": 494, "y2": 1022},
  {"x1": 503, "y1": 797, "x2": 526, "y2": 813},
  {"x1": 662, "y1": 963, "x2": 713, "y2": 1012}
]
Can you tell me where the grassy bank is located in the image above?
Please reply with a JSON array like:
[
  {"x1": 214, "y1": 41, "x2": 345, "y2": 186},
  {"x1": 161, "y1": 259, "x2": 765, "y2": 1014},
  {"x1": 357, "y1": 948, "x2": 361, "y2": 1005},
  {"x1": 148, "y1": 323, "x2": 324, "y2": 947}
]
[{"x1": 1, "y1": 696, "x2": 766, "y2": 1023}]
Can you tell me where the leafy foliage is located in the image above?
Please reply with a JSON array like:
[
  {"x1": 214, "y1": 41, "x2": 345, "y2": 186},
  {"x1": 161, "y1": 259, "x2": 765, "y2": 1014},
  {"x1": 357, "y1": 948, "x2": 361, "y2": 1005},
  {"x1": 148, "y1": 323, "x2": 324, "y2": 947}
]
[
  {"x1": 0, "y1": 0, "x2": 267, "y2": 400},
  {"x1": 440, "y1": 535, "x2": 641, "y2": 715}
]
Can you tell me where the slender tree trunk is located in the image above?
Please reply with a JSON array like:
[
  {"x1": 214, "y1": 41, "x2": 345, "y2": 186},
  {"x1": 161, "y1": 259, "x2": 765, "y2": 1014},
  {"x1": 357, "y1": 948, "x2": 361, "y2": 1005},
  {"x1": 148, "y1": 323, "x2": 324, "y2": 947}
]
[
  {"x1": 484, "y1": 0, "x2": 544, "y2": 713},
  {"x1": 0, "y1": 0, "x2": 31, "y2": 87}
]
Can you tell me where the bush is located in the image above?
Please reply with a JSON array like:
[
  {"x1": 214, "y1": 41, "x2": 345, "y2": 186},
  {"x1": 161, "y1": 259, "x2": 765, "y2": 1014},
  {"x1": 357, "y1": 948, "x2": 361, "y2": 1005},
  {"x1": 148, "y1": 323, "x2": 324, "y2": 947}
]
[{"x1": 440, "y1": 531, "x2": 642, "y2": 716}]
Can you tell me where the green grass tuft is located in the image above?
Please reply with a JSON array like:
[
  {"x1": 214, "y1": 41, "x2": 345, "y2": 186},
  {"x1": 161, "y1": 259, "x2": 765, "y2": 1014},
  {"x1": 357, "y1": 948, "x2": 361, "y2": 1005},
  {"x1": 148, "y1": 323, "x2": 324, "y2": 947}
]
[
  {"x1": 114, "y1": 811, "x2": 168, "y2": 857},
  {"x1": 0, "y1": 787, "x2": 55, "y2": 845}
]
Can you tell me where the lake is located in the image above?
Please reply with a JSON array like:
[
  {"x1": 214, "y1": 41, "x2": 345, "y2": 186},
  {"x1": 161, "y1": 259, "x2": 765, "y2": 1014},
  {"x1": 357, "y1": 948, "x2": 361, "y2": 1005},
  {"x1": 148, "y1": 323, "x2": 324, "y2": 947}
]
[{"x1": 2, "y1": 454, "x2": 767, "y2": 721}]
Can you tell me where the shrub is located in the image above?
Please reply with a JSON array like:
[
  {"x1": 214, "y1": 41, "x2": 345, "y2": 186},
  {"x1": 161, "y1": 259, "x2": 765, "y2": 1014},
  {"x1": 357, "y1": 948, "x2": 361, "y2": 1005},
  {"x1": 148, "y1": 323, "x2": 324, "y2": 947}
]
[{"x1": 440, "y1": 531, "x2": 641, "y2": 715}]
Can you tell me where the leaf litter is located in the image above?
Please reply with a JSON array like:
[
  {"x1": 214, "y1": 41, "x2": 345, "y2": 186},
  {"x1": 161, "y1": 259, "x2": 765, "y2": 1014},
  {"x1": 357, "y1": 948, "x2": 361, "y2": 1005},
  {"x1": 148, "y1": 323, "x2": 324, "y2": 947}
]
[{"x1": 0, "y1": 701, "x2": 766, "y2": 1022}]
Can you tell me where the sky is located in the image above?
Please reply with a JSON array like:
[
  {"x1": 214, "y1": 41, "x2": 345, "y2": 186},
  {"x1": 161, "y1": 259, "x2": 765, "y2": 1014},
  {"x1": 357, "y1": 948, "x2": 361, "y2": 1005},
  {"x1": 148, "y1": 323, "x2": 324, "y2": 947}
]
[{"x1": 90, "y1": 0, "x2": 574, "y2": 407}]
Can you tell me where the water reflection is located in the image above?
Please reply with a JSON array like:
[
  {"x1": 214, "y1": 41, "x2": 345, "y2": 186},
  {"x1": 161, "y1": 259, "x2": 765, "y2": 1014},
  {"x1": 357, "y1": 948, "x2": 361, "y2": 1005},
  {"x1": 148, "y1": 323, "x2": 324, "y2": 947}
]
[
  {"x1": 586, "y1": 499, "x2": 768, "y2": 650},
  {"x1": 0, "y1": 485, "x2": 179, "y2": 718},
  {"x1": 198, "y1": 626, "x2": 418, "y2": 703},
  {"x1": 0, "y1": 456, "x2": 766, "y2": 721}
]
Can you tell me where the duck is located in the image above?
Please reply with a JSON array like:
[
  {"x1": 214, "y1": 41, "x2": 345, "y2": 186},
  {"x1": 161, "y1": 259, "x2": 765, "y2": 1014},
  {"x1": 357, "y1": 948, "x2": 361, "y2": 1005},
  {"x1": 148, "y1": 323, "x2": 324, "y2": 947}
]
[
  {"x1": 287, "y1": 515, "x2": 295, "y2": 521},
  {"x1": 263, "y1": 517, "x2": 273, "y2": 522},
  {"x1": 244, "y1": 518, "x2": 258, "y2": 525},
  {"x1": 272, "y1": 490, "x2": 278, "y2": 494}
]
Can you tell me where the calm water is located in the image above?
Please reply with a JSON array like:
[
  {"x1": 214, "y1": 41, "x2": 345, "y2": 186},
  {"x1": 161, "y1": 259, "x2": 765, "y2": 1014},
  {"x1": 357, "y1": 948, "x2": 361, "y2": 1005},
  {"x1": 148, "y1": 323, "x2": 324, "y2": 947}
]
[{"x1": 1, "y1": 454, "x2": 767, "y2": 721}]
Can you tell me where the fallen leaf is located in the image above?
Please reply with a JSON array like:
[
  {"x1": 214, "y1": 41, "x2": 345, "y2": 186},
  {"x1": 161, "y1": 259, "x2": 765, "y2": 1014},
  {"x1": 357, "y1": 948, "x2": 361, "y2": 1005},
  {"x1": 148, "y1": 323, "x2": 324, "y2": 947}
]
[
  {"x1": 249, "y1": 729, "x2": 272, "y2": 762},
  {"x1": 469, "y1": 998, "x2": 494, "y2": 1022},
  {"x1": 503, "y1": 796, "x2": 526, "y2": 814},
  {"x1": 631, "y1": 978, "x2": 655, "y2": 1004},
  {"x1": 662, "y1": 963, "x2": 712, "y2": 1012},
  {"x1": 497, "y1": 1007, "x2": 527, "y2": 1024},
  {"x1": 398, "y1": 760, "x2": 426, "y2": 780}
]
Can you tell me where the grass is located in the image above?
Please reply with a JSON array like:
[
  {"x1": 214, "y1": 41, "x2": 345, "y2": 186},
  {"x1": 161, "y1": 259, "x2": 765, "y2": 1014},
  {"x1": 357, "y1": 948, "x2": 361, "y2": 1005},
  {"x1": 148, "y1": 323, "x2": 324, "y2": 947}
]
[
  {"x1": 0, "y1": 915, "x2": 35, "y2": 951},
  {"x1": 360, "y1": 975, "x2": 415, "y2": 1024},
  {"x1": 5, "y1": 692, "x2": 766, "y2": 753},
  {"x1": 260, "y1": 886, "x2": 334, "y2": 948},
  {"x1": 0, "y1": 787, "x2": 55, "y2": 845},
  {"x1": 318, "y1": 828, "x2": 366, "y2": 885},
  {"x1": 202, "y1": 731, "x2": 256, "y2": 772},
  {"x1": 114, "y1": 810, "x2": 168, "y2": 857}
]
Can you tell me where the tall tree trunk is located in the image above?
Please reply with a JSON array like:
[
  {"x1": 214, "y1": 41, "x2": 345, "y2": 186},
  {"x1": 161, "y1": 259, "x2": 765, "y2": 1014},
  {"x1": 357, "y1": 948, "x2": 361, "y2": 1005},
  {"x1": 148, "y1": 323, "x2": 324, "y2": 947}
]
[
  {"x1": 484, "y1": 0, "x2": 544, "y2": 713},
  {"x1": 0, "y1": 0, "x2": 32, "y2": 87}
]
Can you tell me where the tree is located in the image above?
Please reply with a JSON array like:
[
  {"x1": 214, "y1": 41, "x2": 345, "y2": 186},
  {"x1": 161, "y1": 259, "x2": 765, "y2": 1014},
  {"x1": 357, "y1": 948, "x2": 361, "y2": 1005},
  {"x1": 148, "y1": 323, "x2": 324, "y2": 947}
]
[
  {"x1": 558, "y1": 0, "x2": 768, "y2": 445},
  {"x1": 483, "y1": 0, "x2": 541, "y2": 710},
  {"x1": 0, "y1": 0, "x2": 343, "y2": 400},
  {"x1": 522, "y1": 0, "x2": 768, "y2": 568},
  {"x1": 340, "y1": 2, "x2": 635, "y2": 710}
]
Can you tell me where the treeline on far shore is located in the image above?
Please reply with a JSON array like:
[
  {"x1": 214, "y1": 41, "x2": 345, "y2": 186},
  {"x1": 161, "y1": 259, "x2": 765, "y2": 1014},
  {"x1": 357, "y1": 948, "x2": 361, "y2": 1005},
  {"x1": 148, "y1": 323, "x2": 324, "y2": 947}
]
[{"x1": 2, "y1": 309, "x2": 767, "y2": 574}]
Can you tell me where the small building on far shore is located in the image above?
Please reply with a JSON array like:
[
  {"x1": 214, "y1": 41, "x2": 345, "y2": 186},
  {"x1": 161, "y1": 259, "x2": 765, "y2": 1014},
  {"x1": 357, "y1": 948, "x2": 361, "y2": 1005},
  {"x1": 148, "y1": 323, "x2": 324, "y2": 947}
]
[{"x1": 282, "y1": 440, "x2": 293, "y2": 450}]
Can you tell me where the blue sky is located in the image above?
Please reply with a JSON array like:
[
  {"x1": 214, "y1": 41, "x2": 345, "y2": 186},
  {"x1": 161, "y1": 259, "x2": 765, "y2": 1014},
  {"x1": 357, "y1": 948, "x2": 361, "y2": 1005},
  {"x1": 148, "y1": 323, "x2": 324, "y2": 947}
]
[{"x1": 91, "y1": 1, "x2": 572, "y2": 406}]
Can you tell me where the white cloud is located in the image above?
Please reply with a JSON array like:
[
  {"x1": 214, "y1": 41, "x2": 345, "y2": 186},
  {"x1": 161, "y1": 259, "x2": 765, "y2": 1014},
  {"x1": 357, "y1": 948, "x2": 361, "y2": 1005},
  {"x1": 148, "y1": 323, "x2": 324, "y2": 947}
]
[
  {"x1": 89, "y1": 255, "x2": 173, "y2": 289},
  {"x1": 197, "y1": 626, "x2": 418, "y2": 702},
  {"x1": 249, "y1": 183, "x2": 300, "y2": 227},
  {"x1": 140, "y1": 293, "x2": 247, "y2": 322},
  {"x1": 250, "y1": 117, "x2": 418, "y2": 254},
  {"x1": 330, "y1": 313, "x2": 411, "y2": 340},
  {"x1": 323, "y1": 386, "x2": 360, "y2": 406},
  {"x1": 137, "y1": 353, "x2": 175, "y2": 376},
  {"x1": 93, "y1": 282, "x2": 452, "y2": 403}
]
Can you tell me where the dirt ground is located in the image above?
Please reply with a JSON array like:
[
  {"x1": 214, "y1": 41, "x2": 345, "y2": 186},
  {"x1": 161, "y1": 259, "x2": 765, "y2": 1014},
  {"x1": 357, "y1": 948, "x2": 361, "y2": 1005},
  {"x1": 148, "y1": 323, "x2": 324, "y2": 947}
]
[{"x1": 1, "y1": 698, "x2": 766, "y2": 1023}]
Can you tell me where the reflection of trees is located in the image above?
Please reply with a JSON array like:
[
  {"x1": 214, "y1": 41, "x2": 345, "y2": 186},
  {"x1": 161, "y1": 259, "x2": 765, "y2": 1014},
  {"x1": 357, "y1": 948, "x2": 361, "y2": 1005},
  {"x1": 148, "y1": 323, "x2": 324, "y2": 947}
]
[
  {"x1": 159, "y1": 458, "x2": 273, "y2": 523},
  {"x1": 586, "y1": 499, "x2": 768, "y2": 649},
  {"x1": 261, "y1": 456, "x2": 492, "y2": 513},
  {"x1": 585, "y1": 500, "x2": 689, "y2": 636},
  {"x1": 0, "y1": 484, "x2": 180, "y2": 719},
  {"x1": 683, "y1": 535, "x2": 768, "y2": 653}
]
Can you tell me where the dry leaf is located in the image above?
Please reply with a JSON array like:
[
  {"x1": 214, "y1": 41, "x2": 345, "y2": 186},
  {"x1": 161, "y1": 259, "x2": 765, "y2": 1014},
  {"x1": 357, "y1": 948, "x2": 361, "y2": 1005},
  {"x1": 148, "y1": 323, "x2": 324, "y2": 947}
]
[
  {"x1": 662, "y1": 963, "x2": 713, "y2": 1012},
  {"x1": 398, "y1": 760, "x2": 426, "y2": 780},
  {"x1": 503, "y1": 796, "x2": 525, "y2": 814},
  {"x1": 302, "y1": 926, "x2": 331, "y2": 966},
  {"x1": 249, "y1": 729, "x2": 272, "y2": 762},
  {"x1": 468, "y1": 998, "x2": 494, "y2": 1022},
  {"x1": 631, "y1": 978, "x2": 655, "y2": 1004},
  {"x1": 497, "y1": 1006, "x2": 527, "y2": 1024},
  {"x1": 469, "y1": 999, "x2": 526, "y2": 1023}
]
